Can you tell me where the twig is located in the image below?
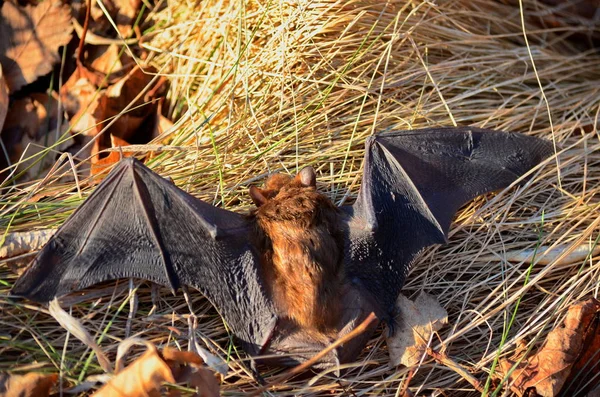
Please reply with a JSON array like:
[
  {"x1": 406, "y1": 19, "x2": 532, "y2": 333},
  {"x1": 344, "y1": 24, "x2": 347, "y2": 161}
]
[
  {"x1": 77, "y1": 0, "x2": 92, "y2": 68},
  {"x1": 428, "y1": 348, "x2": 483, "y2": 393}
]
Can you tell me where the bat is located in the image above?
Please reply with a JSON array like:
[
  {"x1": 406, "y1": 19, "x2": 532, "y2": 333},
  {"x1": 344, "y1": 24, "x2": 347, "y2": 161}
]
[{"x1": 10, "y1": 127, "x2": 553, "y2": 368}]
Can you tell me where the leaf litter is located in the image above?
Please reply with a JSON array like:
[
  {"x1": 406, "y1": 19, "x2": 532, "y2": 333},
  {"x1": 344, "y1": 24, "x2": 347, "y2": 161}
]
[
  {"x1": 387, "y1": 292, "x2": 448, "y2": 368},
  {"x1": 0, "y1": 372, "x2": 58, "y2": 397},
  {"x1": 0, "y1": 0, "x2": 170, "y2": 185},
  {"x1": 0, "y1": 0, "x2": 73, "y2": 93},
  {"x1": 496, "y1": 298, "x2": 600, "y2": 397},
  {"x1": 92, "y1": 342, "x2": 220, "y2": 397}
]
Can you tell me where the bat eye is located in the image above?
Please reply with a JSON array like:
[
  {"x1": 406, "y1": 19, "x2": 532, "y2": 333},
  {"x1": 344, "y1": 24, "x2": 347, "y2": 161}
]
[{"x1": 297, "y1": 167, "x2": 316, "y2": 187}]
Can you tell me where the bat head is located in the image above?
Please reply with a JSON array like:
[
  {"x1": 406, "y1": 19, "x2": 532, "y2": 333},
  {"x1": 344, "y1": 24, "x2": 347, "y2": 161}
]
[{"x1": 249, "y1": 167, "x2": 317, "y2": 207}]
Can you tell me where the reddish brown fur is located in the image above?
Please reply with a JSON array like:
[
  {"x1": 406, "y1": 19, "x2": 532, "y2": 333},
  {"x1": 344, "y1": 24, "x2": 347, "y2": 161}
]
[{"x1": 251, "y1": 173, "x2": 344, "y2": 332}]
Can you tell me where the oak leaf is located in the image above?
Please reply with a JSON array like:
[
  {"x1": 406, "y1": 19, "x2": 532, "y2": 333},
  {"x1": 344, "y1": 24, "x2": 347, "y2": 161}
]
[
  {"x1": 93, "y1": 65, "x2": 162, "y2": 149},
  {"x1": 497, "y1": 298, "x2": 600, "y2": 396},
  {"x1": 92, "y1": 345, "x2": 219, "y2": 397},
  {"x1": 90, "y1": 44, "x2": 127, "y2": 76},
  {"x1": 0, "y1": 0, "x2": 73, "y2": 93},
  {"x1": 387, "y1": 292, "x2": 448, "y2": 367},
  {"x1": 1, "y1": 93, "x2": 73, "y2": 181},
  {"x1": 0, "y1": 371, "x2": 58, "y2": 397},
  {"x1": 90, "y1": 134, "x2": 131, "y2": 177},
  {"x1": 60, "y1": 73, "x2": 102, "y2": 135}
]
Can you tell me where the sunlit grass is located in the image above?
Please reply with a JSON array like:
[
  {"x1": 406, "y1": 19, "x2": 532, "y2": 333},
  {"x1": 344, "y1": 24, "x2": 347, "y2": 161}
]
[{"x1": 1, "y1": 0, "x2": 599, "y2": 395}]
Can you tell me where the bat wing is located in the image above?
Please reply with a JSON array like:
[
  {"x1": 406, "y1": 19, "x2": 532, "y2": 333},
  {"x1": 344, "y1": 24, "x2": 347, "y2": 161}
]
[
  {"x1": 11, "y1": 158, "x2": 277, "y2": 353},
  {"x1": 341, "y1": 127, "x2": 553, "y2": 322}
]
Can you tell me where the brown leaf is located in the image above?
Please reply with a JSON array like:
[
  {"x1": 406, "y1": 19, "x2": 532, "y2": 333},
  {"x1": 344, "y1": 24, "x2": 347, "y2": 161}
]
[
  {"x1": 93, "y1": 65, "x2": 161, "y2": 147},
  {"x1": 92, "y1": 345, "x2": 219, "y2": 397},
  {"x1": 153, "y1": 110, "x2": 175, "y2": 140},
  {"x1": 1, "y1": 93, "x2": 73, "y2": 181},
  {"x1": 387, "y1": 292, "x2": 448, "y2": 367},
  {"x1": 0, "y1": 229, "x2": 56, "y2": 260},
  {"x1": 0, "y1": 0, "x2": 73, "y2": 93},
  {"x1": 112, "y1": 0, "x2": 142, "y2": 37},
  {"x1": 90, "y1": 44, "x2": 126, "y2": 76},
  {"x1": 497, "y1": 298, "x2": 600, "y2": 397},
  {"x1": 90, "y1": 134, "x2": 131, "y2": 177},
  {"x1": 61, "y1": 73, "x2": 102, "y2": 135},
  {"x1": 0, "y1": 371, "x2": 58, "y2": 397},
  {"x1": 0, "y1": 64, "x2": 8, "y2": 132}
]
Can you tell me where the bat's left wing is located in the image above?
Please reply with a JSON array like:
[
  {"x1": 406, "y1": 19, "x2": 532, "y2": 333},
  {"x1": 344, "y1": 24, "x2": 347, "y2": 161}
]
[
  {"x1": 11, "y1": 158, "x2": 277, "y2": 353},
  {"x1": 341, "y1": 127, "x2": 553, "y2": 324}
]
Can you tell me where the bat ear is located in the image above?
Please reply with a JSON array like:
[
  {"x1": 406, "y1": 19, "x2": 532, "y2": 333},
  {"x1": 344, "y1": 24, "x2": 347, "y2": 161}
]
[
  {"x1": 249, "y1": 186, "x2": 268, "y2": 207},
  {"x1": 296, "y1": 166, "x2": 316, "y2": 187}
]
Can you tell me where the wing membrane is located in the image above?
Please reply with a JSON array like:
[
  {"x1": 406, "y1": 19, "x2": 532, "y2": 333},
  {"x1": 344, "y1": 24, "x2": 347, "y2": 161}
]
[
  {"x1": 343, "y1": 127, "x2": 553, "y2": 319},
  {"x1": 12, "y1": 158, "x2": 276, "y2": 352}
]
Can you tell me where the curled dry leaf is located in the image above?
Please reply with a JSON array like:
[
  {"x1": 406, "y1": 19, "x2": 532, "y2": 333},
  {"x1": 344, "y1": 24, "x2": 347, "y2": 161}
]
[
  {"x1": 0, "y1": 64, "x2": 8, "y2": 131},
  {"x1": 497, "y1": 298, "x2": 600, "y2": 397},
  {"x1": 92, "y1": 345, "x2": 219, "y2": 397},
  {"x1": 93, "y1": 65, "x2": 160, "y2": 145},
  {"x1": 59, "y1": 44, "x2": 130, "y2": 137},
  {"x1": 61, "y1": 74, "x2": 102, "y2": 135},
  {"x1": 0, "y1": 371, "x2": 58, "y2": 397},
  {"x1": 0, "y1": 0, "x2": 73, "y2": 93},
  {"x1": 387, "y1": 292, "x2": 448, "y2": 367},
  {"x1": 60, "y1": 45, "x2": 129, "y2": 136},
  {"x1": 1, "y1": 93, "x2": 73, "y2": 181},
  {"x1": 90, "y1": 134, "x2": 132, "y2": 177}
]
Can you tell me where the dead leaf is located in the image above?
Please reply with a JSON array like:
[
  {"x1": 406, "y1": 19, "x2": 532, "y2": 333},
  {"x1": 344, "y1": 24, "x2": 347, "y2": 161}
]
[
  {"x1": 49, "y1": 299, "x2": 114, "y2": 374},
  {"x1": 59, "y1": 44, "x2": 133, "y2": 136},
  {"x1": 90, "y1": 44, "x2": 127, "y2": 76},
  {"x1": 497, "y1": 298, "x2": 600, "y2": 397},
  {"x1": 61, "y1": 73, "x2": 102, "y2": 135},
  {"x1": 1, "y1": 93, "x2": 73, "y2": 181},
  {"x1": 92, "y1": 345, "x2": 219, "y2": 397},
  {"x1": 387, "y1": 292, "x2": 448, "y2": 367},
  {"x1": 92, "y1": 345, "x2": 173, "y2": 397},
  {"x1": 153, "y1": 111, "x2": 175, "y2": 140},
  {"x1": 90, "y1": 134, "x2": 131, "y2": 176},
  {"x1": 94, "y1": 67, "x2": 162, "y2": 150},
  {"x1": 0, "y1": 64, "x2": 8, "y2": 131},
  {"x1": 0, "y1": 371, "x2": 58, "y2": 397},
  {"x1": 0, "y1": 0, "x2": 73, "y2": 93},
  {"x1": 112, "y1": 0, "x2": 142, "y2": 37}
]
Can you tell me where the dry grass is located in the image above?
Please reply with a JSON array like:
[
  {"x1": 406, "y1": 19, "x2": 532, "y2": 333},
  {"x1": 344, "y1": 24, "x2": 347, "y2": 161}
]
[{"x1": 1, "y1": 0, "x2": 599, "y2": 395}]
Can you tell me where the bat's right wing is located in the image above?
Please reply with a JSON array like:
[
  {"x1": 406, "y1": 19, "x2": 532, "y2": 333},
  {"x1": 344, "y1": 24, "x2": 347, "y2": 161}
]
[
  {"x1": 341, "y1": 127, "x2": 554, "y2": 324},
  {"x1": 11, "y1": 158, "x2": 277, "y2": 354}
]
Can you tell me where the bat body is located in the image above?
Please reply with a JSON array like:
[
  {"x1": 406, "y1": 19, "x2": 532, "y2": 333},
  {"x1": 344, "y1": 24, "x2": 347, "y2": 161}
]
[
  {"x1": 252, "y1": 170, "x2": 344, "y2": 332},
  {"x1": 11, "y1": 127, "x2": 553, "y2": 367}
]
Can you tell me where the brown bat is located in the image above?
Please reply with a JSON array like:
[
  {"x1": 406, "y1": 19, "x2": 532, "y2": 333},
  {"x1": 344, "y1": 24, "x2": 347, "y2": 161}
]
[{"x1": 11, "y1": 127, "x2": 552, "y2": 367}]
